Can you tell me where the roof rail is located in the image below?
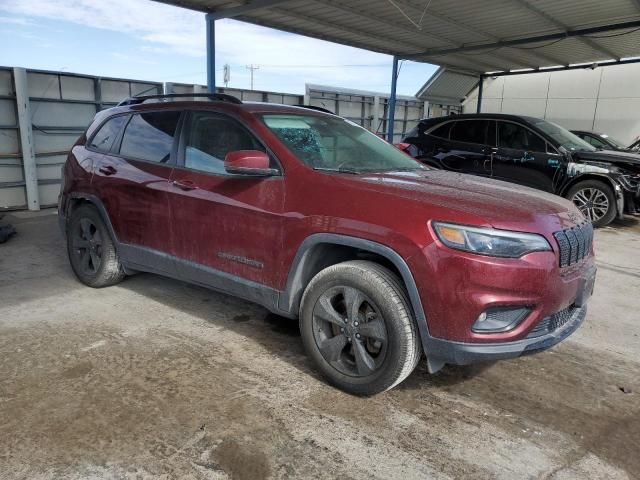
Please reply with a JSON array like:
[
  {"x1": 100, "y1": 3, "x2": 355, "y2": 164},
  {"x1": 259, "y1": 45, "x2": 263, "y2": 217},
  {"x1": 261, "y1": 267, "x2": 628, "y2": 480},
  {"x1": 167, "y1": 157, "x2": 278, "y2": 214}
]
[{"x1": 117, "y1": 93, "x2": 243, "y2": 107}]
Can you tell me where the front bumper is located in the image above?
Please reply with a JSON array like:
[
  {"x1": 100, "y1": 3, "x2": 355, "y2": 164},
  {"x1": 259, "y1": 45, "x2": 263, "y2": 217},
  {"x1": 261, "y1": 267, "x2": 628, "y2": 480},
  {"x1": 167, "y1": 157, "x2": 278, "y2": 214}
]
[
  {"x1": 408, "y1": 224, "x2": 596, "y2": 372},
  {"x1": 423, "y1": 304, "x2": 587, "y2": 371}
]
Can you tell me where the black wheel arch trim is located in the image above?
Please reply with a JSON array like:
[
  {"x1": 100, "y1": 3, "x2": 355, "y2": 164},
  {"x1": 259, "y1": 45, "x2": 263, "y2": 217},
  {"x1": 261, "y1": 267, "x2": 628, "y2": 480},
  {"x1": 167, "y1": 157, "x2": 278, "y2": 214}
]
[
  {"x1": 279, "y1": 233, "x2": 432, "y2": 341},
  {"x1": 60, "y1": 192, "x2": 120, "y2": 244}
]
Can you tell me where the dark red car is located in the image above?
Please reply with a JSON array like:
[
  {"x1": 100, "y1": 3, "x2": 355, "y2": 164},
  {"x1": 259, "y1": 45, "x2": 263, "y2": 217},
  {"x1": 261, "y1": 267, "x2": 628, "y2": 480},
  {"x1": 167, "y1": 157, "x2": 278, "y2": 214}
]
[{"x1": 58, "y1": 94, "x2": 596, "y2": 395}]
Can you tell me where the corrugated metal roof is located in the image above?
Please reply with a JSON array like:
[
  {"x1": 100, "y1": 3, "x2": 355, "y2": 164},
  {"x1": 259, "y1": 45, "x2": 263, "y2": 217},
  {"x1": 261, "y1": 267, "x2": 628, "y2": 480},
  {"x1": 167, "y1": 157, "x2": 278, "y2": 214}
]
[
  {"x1": 415, "y1": 67, "x2": 478, "y2": 104},
  {"x1": 153, "y1": 0, "x2": 640, "y2": 75}
]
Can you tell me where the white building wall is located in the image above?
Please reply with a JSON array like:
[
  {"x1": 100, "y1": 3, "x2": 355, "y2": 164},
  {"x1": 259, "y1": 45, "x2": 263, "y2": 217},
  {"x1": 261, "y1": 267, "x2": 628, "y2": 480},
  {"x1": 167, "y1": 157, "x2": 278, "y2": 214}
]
[{"x1": 463, "y1": 63, "x2": 640, "y2": 145}]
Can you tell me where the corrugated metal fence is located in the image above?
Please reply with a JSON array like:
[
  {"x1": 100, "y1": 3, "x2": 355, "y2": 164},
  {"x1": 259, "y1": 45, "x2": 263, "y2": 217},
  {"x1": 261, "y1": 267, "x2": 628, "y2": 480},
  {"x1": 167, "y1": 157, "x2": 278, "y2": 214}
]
[
  {"x1": 0, "y1": 69, "x2": 427, "y2": 211},
  {"x1": 0, "y1": 67, "x2": 162, "y2": 210}
]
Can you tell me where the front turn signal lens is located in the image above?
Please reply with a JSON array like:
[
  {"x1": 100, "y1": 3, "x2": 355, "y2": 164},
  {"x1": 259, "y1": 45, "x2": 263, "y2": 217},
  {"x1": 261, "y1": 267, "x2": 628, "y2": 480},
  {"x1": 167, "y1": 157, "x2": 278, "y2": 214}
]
[{"x1": 436, "y1": 225, "x2": 466, "y2": 246}]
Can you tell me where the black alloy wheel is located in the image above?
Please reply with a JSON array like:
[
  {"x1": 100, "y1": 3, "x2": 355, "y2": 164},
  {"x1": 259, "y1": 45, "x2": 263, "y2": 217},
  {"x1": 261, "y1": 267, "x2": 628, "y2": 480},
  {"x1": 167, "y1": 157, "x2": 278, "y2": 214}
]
[
  {"x1": 312, "y1": 285, "x2": 388, "y2": 377},
  {"x1": 71, "y1": 217, "x2": 104, "y2": 275}
]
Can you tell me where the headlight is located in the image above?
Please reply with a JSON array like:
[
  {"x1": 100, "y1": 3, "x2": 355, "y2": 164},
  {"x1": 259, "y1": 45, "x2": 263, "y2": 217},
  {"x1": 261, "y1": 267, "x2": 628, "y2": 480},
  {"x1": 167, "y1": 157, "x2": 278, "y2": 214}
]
[
  {"x1": 617, "y1": 172, "x2": 640, "y2": 191},
  {"x1": 432, "y1": 222, "x2": 552, "y2": 258}
]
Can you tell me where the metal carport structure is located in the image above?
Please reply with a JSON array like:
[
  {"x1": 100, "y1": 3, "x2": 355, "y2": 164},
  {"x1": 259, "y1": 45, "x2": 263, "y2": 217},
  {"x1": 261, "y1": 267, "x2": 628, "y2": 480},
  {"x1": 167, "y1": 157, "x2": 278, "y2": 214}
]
[{"x1": 158, "y1": 1, "x2": 640, "y2": 137}]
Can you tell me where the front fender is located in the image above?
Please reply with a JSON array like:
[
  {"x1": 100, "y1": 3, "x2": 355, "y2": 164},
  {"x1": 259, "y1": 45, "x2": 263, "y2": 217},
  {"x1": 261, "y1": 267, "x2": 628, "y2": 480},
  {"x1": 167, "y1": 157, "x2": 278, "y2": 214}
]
[{"x1": 278, "y1": 233, "x2": 430, "y2": 340}]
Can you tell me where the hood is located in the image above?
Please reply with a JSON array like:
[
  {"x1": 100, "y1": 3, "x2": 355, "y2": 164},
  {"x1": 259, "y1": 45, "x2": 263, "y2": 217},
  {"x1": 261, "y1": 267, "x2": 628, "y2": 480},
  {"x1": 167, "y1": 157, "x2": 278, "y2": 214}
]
[
  {"x1": 336, "y1": 169, "x2": 581, "y2": 232},
  {"x1": 573, "y1": 150, "x2": 640, "y2": 172}
]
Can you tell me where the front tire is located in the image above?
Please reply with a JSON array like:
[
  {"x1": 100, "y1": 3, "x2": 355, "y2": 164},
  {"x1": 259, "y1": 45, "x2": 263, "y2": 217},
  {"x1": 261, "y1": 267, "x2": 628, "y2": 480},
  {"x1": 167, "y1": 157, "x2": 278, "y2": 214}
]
[
  {"x1": 566, "y1": 180, "x2": 617, "y2": 228},
  {"x1": 299, "y1": 261, "x2": 422, "y2": 395},
  {"x1": 67, "y1": 204, "x2": 125, "y2": 287}
]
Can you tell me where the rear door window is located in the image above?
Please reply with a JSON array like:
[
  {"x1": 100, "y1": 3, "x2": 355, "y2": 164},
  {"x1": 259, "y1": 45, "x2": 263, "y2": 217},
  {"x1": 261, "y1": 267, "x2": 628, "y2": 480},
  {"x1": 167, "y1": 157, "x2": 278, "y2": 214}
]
[
  {"x1": 119, "y1": 111, "x2": 181, "y2": 163},
  {"x1": 429, "y1": 122, "x2": 453, "y2": 139},
  {"x1": 89, "y1": 115, "x2": 128, "y2": 153},
  {"x1": 497, "y1": 121, "x2": 546, "y2": 152},
  {"x1": 450, "y1": 120, "x2": 489, "y2": 145}
]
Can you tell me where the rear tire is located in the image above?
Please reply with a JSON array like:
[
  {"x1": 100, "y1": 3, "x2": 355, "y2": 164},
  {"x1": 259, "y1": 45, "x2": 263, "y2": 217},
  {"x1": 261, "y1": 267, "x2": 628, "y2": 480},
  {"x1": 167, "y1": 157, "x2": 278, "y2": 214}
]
[
  {"x1": 566, "y1": 180, "x2": 617, "y2": 228},
  {"x1": 67, "y1": 204, "x2": 125, "y2": 288},
  {"x1": 299, "y1": 260, "x2": 422, "y2": 395}
]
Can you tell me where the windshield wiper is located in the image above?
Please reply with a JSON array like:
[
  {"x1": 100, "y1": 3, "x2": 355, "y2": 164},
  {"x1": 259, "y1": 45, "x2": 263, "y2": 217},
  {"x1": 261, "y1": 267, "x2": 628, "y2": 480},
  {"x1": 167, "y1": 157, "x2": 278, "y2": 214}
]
[
  {"x1": 313, "y1": 167, "x2": 361, "y2": 174},
  {"x1": 359, "y1": 166, "x2": 427, "y2": 173}
]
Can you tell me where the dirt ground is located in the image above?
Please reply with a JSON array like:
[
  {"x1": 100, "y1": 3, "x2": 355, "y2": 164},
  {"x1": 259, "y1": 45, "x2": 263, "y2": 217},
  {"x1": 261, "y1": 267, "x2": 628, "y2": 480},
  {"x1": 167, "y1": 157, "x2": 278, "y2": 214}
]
[{"x1": 1, "y1": 210, "x2": 639, "y2": 480}]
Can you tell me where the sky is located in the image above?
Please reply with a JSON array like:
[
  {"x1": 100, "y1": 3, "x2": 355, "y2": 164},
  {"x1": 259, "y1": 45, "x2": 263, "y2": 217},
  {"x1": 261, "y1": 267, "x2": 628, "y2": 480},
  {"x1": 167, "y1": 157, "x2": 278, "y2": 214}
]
[{"x1": 0, "y1": 0, "x2": 437, "y2": 96}]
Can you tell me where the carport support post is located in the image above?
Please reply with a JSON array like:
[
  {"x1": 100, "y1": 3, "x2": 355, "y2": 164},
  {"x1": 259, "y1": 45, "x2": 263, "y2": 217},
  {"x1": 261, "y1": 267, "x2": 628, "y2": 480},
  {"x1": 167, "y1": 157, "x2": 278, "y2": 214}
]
[
  {"x1": 13, "y1": 67, "x2": 40, "y2": 211},
  {"x1": 476, "y1": 75, "x2": 484, "y2": 114},
  {"x1": 387, "y1": 56, "x2": 399, "y2": 143},
  {"x1": 206, "y1": 13, "x2": 216, "y2": 93}
]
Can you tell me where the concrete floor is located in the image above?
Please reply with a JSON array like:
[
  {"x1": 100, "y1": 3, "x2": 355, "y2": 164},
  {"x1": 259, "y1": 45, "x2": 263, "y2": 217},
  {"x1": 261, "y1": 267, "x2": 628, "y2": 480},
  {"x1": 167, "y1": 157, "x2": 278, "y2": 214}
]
[{"x1": 0, "y1": 210, "x2": 639, "y2": 480}]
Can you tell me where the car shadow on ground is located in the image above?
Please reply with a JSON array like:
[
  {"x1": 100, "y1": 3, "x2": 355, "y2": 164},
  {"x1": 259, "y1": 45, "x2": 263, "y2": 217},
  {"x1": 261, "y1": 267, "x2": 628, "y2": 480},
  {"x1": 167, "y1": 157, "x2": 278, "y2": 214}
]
[
  {"x1": 119, "y1": 271, "x2": 490, "y2": 391},
  {"x1": 611, "y1": 214, "x2": 640, "y2": 231},
  {"x1": 119, "y1": 272, "x2": 326, "y2": 382}
]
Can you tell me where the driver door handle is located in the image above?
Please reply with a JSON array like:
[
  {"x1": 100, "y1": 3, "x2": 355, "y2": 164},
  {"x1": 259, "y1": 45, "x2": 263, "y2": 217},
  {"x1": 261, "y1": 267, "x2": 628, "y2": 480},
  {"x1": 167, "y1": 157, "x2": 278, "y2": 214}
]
[
  {"x1": 98, "y1": 165, "x2": 117, "y2": 176},
  {"x1": 171, "y1": 179, "x2": 197, "y2": 191}
]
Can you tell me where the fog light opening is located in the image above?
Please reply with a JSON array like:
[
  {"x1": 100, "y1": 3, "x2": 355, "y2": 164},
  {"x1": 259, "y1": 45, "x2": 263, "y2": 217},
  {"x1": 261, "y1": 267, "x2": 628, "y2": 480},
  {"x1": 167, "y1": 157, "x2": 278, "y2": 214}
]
[{"x1": 472, "y1": 306, "x2": 532, "y2": 333}]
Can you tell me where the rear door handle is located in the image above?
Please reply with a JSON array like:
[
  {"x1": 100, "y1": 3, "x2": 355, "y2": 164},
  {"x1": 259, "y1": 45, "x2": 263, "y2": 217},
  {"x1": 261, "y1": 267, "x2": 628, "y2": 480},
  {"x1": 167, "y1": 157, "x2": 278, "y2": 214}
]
[
  {"x1": 171, "y1": 179, "x2": 197, "y2": 191},
  {"x1": 98, "y1": 165, "x2": 117, "y2": 176}
]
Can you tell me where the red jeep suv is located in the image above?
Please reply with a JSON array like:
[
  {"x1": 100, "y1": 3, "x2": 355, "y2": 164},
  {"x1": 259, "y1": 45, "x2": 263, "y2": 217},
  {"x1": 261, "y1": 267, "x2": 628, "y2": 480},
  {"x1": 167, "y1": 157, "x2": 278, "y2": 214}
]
[{"x1": 58, "y1": 93, "x2": 596, "y2": 395}]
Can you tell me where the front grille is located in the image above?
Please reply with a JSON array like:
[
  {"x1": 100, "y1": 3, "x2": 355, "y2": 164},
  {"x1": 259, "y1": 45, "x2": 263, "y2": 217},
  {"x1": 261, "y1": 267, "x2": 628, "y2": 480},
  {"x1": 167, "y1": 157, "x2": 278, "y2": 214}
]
[
  {"x1": 526, "y1": 305, "x2": 579, "y2": 338},
  {"x1": 553, "y1": 222, "x2": 593, "y2": 267}
]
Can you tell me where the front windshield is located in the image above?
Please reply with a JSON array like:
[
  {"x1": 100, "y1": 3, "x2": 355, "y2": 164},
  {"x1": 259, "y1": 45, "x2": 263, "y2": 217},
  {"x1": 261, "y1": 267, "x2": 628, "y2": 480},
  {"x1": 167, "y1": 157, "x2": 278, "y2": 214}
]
[
  {"x1": 262, "y1": 114, "x2": 426, "y2": 173},
  {"x1": 531, "y1": 119, "x2": 596, "y2": 152}
]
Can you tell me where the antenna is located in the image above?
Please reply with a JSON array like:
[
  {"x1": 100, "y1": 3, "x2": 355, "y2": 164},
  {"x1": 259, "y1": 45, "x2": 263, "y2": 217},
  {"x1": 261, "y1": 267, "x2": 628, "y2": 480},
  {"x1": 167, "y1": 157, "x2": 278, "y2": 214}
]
[{"x1": 246, "y1": 64, "x2": 259, "y2": 90}]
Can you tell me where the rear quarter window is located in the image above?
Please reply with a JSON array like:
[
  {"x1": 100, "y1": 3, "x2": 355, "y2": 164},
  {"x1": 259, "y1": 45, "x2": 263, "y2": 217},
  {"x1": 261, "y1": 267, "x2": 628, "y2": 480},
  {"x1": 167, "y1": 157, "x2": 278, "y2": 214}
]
[
  {"x1": 450, "y1": 120, "x2": 489, "y2": 145},
  {"x1": 89, "y1": 115, "x2": 128, "y2": 153}
]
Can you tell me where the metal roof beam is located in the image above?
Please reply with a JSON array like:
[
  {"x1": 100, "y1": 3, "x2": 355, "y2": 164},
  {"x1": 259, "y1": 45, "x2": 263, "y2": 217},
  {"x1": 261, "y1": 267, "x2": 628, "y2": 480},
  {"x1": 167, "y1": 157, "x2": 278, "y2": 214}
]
[
  {"x1": 579, "y1": 37, "x2": 622, "y2": 61},
  {"x1": 445, "y1": 54, "x2": 505, "y2": 73},
  {"x1": 404, "y1": 20, "x2": 640, "y2": 60},
  {"x1": 308, "y1": 0, "x2": 454, "y2": 49},
  {"x1": 264, "y1": 7, "x2": 424, "y2": 53},
  {"x1": 266, "y1": 4, "x2": 507, "y2": 71},
  {"x1": 207, "y1": 0, "x2": 294, "y2": 20},
  {"x1": 512, "y1": 0, "x2": 621, "y2": 60},
  {"x1": 309, "y1": 0, "x2": 517, "y2": 70},
  {"x1": 483, "y1": 57, "x2": 640, "y2": 77},
  {"x1": 506, "y1": 48, "x2": 567, "y2": 68},
  {"x1": 391, "y1": 0, "x2": 566, "y2": 67}
]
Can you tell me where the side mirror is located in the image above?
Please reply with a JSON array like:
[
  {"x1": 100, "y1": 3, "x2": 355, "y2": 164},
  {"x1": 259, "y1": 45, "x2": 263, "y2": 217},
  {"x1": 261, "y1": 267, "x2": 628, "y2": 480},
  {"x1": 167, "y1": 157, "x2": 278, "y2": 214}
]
[{"x1": 224, "y1": 150, "x2": 278, "y2": 176}]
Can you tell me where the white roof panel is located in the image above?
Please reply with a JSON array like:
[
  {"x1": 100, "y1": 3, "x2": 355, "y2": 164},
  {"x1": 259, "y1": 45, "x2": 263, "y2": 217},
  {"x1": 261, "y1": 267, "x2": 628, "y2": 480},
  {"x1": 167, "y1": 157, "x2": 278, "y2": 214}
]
[
  {"x1": 415, "y1": 67, "x2": 479, "y2": 104},
  {"x1": 154, "y1": 0, "x2": 640, "y2": 74}
]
